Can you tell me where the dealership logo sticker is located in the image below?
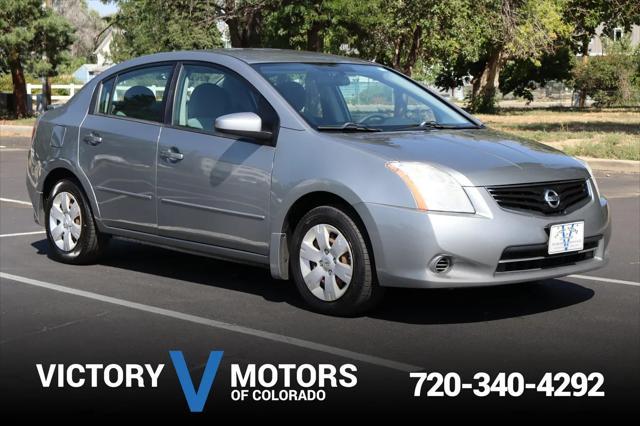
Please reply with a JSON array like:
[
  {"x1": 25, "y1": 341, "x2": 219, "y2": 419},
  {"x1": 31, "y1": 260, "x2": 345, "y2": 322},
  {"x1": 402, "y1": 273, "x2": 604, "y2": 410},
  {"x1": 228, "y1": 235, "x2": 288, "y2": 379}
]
[{"x1": 170, "y1": 350, "x2": 223, "y2": 413}]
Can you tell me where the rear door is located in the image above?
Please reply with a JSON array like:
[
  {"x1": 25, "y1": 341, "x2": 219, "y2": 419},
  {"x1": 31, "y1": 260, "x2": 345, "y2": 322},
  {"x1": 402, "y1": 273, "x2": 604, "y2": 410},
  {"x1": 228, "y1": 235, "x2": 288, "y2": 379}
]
[
  {"x1": 79, "y1": 64, "x2": 174, "y2": 233},
  {"x1": 156, "y1": 63, "x2": 278, "y2": 254}
]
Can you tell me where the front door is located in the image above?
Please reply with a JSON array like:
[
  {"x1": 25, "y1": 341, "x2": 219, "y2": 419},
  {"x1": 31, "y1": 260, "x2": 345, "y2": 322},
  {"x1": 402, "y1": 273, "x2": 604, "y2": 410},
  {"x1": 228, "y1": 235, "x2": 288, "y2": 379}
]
[
  {"x1": 156, "y1": 63, "x2": 278, "y2": 255},
  {"x1": 79, "y1": 64, "x2": 174, "y2": 233}
]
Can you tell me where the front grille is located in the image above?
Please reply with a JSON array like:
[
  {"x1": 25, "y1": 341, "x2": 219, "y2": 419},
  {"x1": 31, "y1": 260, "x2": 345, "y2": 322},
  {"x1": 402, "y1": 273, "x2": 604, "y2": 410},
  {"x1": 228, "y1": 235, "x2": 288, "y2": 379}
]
[
  {"x1": 487, "y1": 179, "x2": 590, "y2": 215},
  {"x1": 496, "y1": 236, "x2": 601, "y2": 273}
]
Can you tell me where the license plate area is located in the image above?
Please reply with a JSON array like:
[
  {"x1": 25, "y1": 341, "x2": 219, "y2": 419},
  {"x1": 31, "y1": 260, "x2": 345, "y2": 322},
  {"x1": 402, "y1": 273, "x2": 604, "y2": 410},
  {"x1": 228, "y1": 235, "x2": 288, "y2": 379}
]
[{"x1": 548, "y1": 221, "x2": 584, "y2": 255}]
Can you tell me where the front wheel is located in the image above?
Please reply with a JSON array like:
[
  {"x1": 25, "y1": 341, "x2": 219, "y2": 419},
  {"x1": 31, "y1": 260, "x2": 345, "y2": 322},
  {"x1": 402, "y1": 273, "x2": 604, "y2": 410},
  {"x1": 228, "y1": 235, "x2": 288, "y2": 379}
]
[
  {"x1": 290, "y1": 206, "x2": 384, "y2": 316},
  {"x1": 45, "y1": 179, "x2": 107, "y2": 264}
]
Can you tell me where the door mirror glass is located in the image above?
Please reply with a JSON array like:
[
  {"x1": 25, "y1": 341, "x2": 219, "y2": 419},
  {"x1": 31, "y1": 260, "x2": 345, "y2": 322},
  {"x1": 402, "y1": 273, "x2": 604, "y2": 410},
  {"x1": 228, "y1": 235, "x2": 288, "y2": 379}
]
[{"x1": 215, "y1": 112, "x2": 272, "y2": 140}]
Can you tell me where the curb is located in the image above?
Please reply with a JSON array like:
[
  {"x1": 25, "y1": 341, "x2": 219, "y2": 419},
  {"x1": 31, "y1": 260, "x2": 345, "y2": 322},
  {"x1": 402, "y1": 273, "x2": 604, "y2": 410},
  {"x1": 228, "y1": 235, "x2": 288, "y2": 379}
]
[{"x1": 579, "y1": 157, "x2": 640, "y2": 175}]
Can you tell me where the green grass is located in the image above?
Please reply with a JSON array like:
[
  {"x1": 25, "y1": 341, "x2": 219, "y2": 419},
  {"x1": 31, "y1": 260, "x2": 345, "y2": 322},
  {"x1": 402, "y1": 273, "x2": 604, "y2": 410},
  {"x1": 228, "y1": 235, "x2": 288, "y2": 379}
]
[
  {"x1": 476, "y1": 108, "x2": 640, "y2": 160},
  {"x1": 564, "y1": 134, "x2": 640, "y2": 161}
]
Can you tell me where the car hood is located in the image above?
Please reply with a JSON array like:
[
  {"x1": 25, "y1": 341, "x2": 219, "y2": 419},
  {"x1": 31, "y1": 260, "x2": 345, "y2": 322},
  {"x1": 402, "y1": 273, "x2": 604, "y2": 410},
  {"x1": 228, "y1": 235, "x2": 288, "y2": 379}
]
[{"x1": 328, "y1": 128, "x2": 589, "y2": 186}]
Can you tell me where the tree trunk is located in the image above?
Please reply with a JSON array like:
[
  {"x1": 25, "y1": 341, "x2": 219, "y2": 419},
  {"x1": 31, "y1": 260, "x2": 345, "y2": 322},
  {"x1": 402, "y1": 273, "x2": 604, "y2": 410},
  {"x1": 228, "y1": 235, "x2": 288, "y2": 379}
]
[
  {"x1": 478, "y1": 51, "x2": 501, "y2": 98},
  {"x1": 401, "y1": 25, "x2": 422, "y2": 76},
  {"x1": 44, "y1": 77, "x2": 52, "y2": 107},
  {"x1": 306, "y1": 20, "x2": 324, "y2": 51},
  {"x1": 44, "y1": 0, "x2": 52, "y2": 107},
  {"x1": 9, "y1": 56, "x2": 28, "y2": 118},
  {"x1": 578, "y1": 36, "x2": 590, "y2": 108},
  {"x1": 306, "y1": 1, "x2": 324, "y2": 52},
  {"x1": 225, "y1": 0, "x2": 262, "y2": 47},
  {"x1": 471, "y1": 75, "x2": 481, "y2": 102},
  {"x1": 473, "y1": 50, "x2": 502, "y2": 112},
  {"x1": 392, "y1": 37, "x2": 404, "y2": 70}
]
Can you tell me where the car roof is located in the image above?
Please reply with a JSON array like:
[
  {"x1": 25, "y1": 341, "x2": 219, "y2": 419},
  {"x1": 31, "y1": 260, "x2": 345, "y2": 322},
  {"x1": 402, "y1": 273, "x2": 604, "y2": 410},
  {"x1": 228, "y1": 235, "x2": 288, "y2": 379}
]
[
  {"x1": 94, "y1": 49, "x2": 376, "y2": 86},
  {"x1": 209, "y1": 48, "x2": 372, "y2": 65}
]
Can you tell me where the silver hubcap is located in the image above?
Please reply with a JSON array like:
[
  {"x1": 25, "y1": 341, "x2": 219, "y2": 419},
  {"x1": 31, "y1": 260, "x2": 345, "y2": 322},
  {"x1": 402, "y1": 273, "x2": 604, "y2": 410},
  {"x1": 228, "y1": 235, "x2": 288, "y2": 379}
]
[
  {"x1": 49, "y1": 192, "x2": 82, "y2": 252},
  {"x1": 299, "y1": 224, "x2": 353, "y2": 302}
]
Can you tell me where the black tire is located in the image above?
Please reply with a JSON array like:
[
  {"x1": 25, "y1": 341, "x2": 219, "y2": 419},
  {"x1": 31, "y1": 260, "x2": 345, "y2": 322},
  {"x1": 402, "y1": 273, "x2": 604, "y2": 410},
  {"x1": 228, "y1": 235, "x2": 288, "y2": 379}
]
[
  {"x1": 290, "y1": 206, "x2": 384, "y2": 316},
  {"x1": 45, "y1": 179, "x2": 107, "y2": 264}
]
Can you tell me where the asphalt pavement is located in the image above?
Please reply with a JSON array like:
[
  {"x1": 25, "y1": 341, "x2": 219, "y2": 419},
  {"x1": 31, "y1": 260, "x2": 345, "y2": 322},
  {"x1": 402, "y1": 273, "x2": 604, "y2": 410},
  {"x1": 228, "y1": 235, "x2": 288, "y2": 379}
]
[{"x1": 0, "y1": 143, "x2": 638, "y2": 418}]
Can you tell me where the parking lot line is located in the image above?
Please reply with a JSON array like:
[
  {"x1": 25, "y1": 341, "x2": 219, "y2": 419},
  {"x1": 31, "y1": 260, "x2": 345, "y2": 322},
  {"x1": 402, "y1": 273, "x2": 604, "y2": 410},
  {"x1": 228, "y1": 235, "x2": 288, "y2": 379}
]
[
  {"x1": 0, "y1": 271, "x2": 423, "y2": 373},
  {"x1": 568, "y1": 274, "x2": 640, "y2": 287},
  {"x1": 0, "y1": 197, "x2": 32, "y2": 206},
  {"x1": 0, "y1": 230, "x2": 45, "y2": 238}
]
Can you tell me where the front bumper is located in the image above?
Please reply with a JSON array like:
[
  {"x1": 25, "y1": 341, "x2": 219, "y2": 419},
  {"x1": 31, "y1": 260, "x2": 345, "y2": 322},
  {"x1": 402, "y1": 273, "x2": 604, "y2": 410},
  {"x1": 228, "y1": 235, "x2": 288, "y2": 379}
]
[{"x1": 355, "y1": 181, "x2": 611, "y2": 288}]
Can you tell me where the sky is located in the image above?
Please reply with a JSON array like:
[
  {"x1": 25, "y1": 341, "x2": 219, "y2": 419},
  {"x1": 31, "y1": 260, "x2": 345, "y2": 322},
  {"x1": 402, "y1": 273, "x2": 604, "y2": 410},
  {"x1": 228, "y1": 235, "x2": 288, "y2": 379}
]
[{"x1": 87, "y1": 0, "x2": 118, "y2": 17}]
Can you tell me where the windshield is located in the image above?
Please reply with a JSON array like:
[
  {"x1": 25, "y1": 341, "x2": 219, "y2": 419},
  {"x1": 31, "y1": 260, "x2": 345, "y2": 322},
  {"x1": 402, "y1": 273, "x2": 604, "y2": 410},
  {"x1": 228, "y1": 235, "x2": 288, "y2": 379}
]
[{"x1": 253, "y1": 62, "x2": 476, "y2": 131}]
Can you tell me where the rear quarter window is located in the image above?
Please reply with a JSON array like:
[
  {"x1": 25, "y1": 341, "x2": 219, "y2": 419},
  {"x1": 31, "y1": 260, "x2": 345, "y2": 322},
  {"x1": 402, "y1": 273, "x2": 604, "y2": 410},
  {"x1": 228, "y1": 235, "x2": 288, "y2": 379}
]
[{"x1": 96, "y1": 77, "x2": 114, "y2": 115}]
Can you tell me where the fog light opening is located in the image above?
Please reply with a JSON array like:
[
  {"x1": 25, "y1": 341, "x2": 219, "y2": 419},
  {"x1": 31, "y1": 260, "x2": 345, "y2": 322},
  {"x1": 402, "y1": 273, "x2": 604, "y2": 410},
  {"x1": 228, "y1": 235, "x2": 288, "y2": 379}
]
[{"x1": 430, "y1": 255, "x2": 452, "y2": 274}]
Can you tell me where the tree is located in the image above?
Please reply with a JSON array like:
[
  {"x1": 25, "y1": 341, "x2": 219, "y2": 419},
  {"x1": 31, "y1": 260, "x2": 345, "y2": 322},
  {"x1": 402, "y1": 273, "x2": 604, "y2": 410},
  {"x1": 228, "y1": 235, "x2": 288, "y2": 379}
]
[
  {"x1": 475, "y1": 0, "x2": 571, "y2": 112},
  {"x1": 0, "y1": 0, "x2": 74, "y2": 117},
  {"x1": 110, "y1": 0, "x2": 378, "y2": 56},
  {"x1": 566, "y1": 0, "x2": 640, "y2": 107},
  {"x1": 347, "y1": 0, "x2": 486, "y2": 77},
  {"x1": 258, "y1": 0, "x2": 375, "y2": 52},
  {"x1": 54, "y1": 0, "x2": 106, "y2": 59},
  {"x1": 223, "y1": 0, "x2": 269, "y2": 48},
  {"x1": 572, "y1": 36, "x2": 640, "y2": 106},
  {"x1": 499, "y1": 41, "x2": 576, "y2": 102},
  {"x1": 435, "y1": 1, "x2": 571, "y2": 112},
  {"x1": 109, "y1": 0, "x2": 224, "y2": 62}
]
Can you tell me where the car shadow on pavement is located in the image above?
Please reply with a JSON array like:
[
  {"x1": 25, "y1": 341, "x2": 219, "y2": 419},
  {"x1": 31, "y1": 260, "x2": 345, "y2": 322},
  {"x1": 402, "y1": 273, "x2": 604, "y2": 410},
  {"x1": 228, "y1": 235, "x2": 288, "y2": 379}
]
[
  {"x1": 31, "y1": 239, "x2": 595, "y2": 324},
  {"x1": 31, "y1": 238, "x2": 306, "y2": 307},
  {"x1": 372, "y1": 281, "x2": 594, "y2": 324}
]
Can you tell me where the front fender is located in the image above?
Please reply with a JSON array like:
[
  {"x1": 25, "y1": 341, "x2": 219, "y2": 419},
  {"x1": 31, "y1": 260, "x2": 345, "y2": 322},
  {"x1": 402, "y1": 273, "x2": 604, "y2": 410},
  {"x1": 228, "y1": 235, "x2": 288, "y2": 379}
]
[{"x1": 269, "y1": 178, "x2": 364, "y2": 236}]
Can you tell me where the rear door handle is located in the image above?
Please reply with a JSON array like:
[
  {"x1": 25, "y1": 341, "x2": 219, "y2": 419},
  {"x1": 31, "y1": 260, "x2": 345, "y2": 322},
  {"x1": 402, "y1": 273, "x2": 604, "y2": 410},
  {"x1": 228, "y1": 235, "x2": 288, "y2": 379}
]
[
  {"x1": 83, "y1": 132, "x2": 102, "y2": 146},
  {"x1": 159, "y1": 147, "x2": 184, "y2": 162}
]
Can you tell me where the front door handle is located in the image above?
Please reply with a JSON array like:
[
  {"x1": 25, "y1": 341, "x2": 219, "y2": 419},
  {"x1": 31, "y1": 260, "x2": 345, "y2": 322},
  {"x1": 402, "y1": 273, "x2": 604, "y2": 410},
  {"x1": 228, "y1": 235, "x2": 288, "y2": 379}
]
[
  {"x1": 83, "y1": 132, "x2": 102, "y2": 146},
  {"x1": 159, "y1": 147, "x2": 184, "y2": 162}
]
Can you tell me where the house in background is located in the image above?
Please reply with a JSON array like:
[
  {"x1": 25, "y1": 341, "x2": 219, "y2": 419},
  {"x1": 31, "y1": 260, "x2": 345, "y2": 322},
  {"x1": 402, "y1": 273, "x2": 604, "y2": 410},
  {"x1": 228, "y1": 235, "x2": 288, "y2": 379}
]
[
  {"x1": 73, "y1": 27, "x2": 115, "y2": 83},
  {"x1": 94, "y1": 26, "x2": 115, "y2": 66},
  {"x1": 583, "y1": 24, "x2": 640, "y2": 56},
  {"x1": 73, "y1": 63, "x2": 111, "y2": 83}
]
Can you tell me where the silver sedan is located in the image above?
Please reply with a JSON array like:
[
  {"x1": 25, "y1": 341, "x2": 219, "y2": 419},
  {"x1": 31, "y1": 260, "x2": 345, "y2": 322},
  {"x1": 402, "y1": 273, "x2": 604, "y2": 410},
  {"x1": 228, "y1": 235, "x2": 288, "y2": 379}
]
[{"x1": 26, "y1": 49, "x2": 610, "y2": 316}]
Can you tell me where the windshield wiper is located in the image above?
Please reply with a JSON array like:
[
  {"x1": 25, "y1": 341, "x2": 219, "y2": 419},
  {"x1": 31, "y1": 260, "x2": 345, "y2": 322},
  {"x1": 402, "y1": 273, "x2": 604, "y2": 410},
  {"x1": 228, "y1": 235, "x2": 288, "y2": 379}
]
[
  {"x1": 316, "y1": 122, "x2": 382, "y2": 132},
  {"x1": 397, "y1": 121, "x2": 480, "y2": 131}
]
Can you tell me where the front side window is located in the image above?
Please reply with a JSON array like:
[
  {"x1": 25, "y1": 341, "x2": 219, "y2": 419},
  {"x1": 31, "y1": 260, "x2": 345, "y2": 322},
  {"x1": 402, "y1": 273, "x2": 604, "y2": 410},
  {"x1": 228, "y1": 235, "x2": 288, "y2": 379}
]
[
  {"x1": 108, "y1": 65, "x2": 173, "y2": 123},
  {"x1": 173, "y1": 64, "x2": 277, "y2": 133},
  {"x1": 253, "y1": 63, "x2": 475, "y2": 131}
]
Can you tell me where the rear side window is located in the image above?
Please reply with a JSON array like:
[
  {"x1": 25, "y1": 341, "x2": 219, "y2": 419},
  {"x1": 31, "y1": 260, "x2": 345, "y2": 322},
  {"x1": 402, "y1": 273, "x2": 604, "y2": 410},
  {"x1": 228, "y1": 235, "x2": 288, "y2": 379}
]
[{"x1": 106, "y1": 65, "x2": 173, "y2": 123}]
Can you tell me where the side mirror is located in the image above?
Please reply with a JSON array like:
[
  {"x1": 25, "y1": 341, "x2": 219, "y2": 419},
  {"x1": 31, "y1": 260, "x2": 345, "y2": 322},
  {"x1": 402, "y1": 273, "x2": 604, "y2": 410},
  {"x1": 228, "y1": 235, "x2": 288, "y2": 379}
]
[{"x1": 214, "y1": 112, "x2": 273, "y2": 142}]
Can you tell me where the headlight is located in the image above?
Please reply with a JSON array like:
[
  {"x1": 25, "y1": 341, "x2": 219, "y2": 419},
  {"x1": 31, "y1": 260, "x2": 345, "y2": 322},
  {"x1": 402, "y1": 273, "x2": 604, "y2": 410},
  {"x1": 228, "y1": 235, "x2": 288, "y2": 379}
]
[
  {"x1": 580, "y1": 159, "x2": 601, "y2": 197},
  {"x1": 386, "y1": 161, "x2": 475, "y2": 213}
]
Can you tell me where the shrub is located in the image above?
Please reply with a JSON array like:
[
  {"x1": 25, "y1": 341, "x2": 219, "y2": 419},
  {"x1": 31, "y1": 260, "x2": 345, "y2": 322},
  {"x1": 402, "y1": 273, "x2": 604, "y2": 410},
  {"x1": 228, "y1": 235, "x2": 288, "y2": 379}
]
[{"x1": 571, "y1": 36, "x2": 640, "y2": 107}]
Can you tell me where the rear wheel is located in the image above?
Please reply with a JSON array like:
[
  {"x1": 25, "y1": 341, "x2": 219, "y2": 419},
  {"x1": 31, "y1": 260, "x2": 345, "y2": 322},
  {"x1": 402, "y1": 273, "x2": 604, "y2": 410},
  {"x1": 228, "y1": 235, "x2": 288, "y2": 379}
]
[
  {"x1": 45, "y1": 179, "x2": 107, "y2": 264},
  {"x1": 291, "y1": 206, "x2": 383, "y2": 316}
]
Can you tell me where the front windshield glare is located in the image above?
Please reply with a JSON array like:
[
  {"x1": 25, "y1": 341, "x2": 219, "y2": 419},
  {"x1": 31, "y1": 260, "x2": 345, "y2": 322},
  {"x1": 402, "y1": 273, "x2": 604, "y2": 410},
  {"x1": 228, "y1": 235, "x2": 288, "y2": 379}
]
[{"x1": 253, "y1": 63, "x2": 474, "y2": 131}]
